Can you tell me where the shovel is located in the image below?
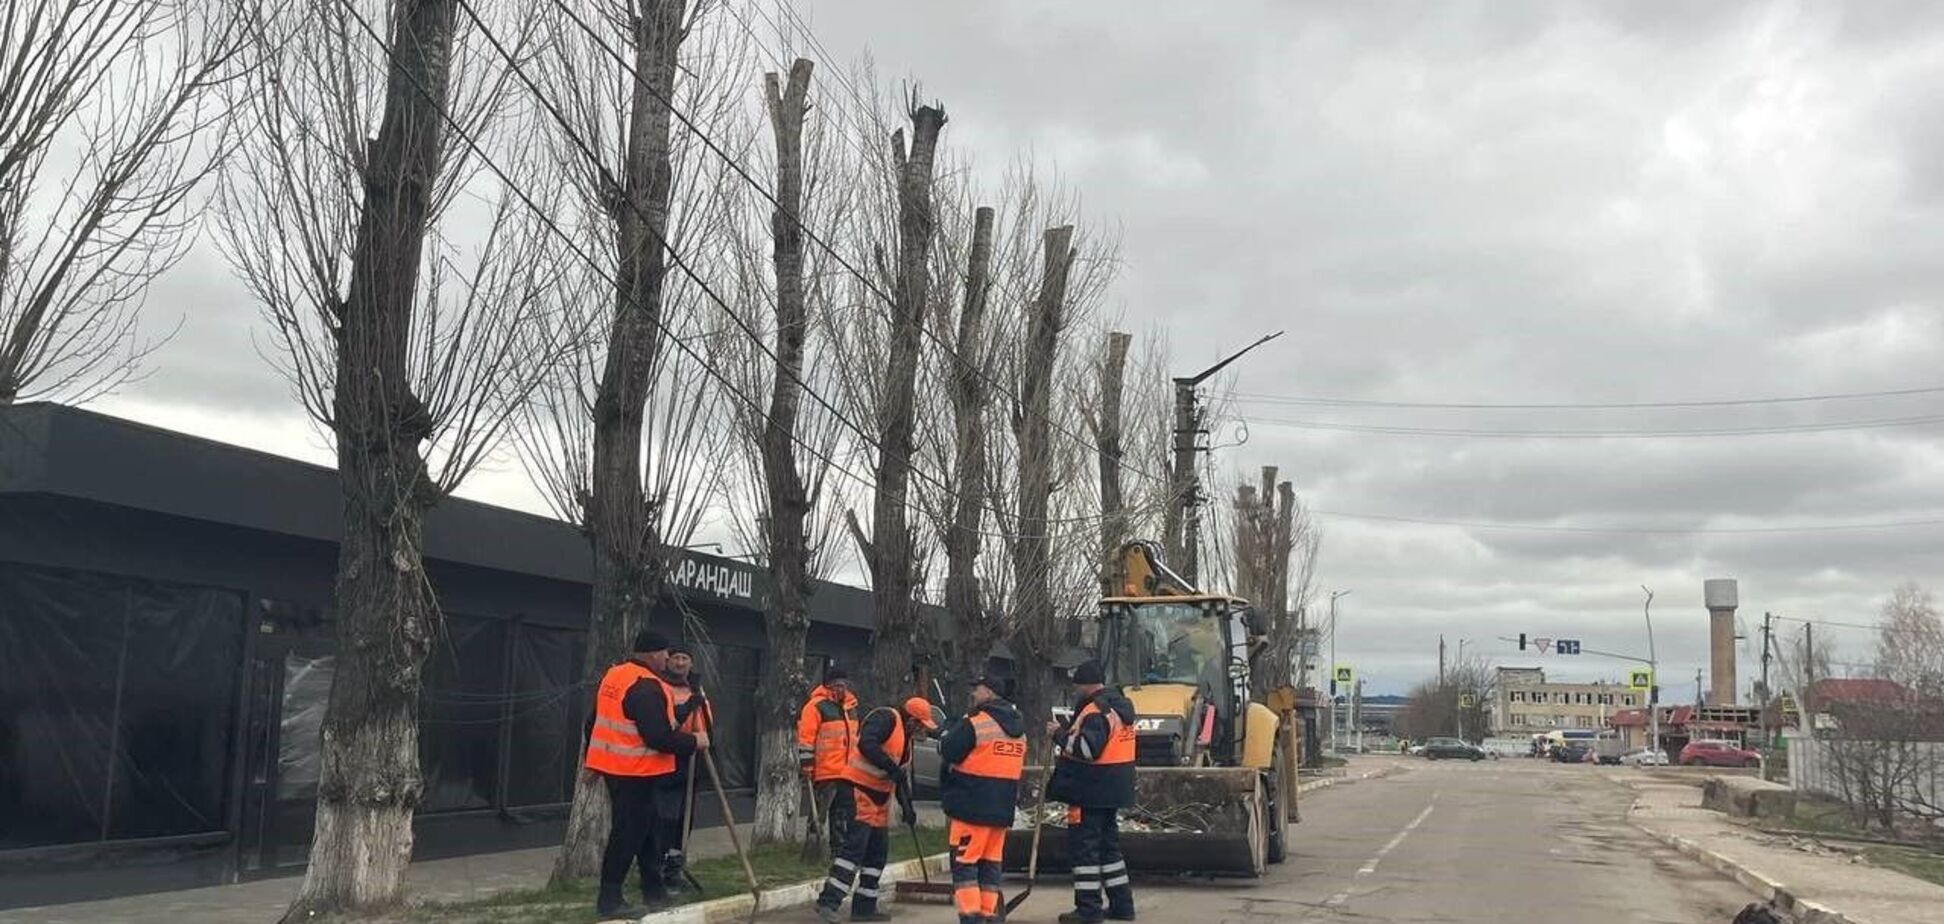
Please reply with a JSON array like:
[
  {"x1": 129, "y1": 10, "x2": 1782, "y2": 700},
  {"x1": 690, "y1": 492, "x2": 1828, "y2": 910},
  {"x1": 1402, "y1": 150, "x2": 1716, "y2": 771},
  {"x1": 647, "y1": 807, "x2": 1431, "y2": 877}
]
[
  {"x1": 799, "y1": 772, "x2": 829, "y2": 862},
  {"x1": 1003, "y1": 760, "x2": 1059, "y2": 916}
]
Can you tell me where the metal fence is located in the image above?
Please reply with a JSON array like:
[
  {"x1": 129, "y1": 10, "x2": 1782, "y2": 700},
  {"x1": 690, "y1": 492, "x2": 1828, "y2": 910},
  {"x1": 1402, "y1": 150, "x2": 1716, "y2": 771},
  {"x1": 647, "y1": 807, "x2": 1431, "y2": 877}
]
[{"x1": 1787, "y1": 736, "x2": 1944, "y2": 813}]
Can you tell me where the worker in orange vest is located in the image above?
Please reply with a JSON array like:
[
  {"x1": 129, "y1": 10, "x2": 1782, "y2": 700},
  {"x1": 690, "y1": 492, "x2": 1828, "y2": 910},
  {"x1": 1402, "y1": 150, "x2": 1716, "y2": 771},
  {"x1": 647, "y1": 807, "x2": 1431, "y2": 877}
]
[
  {"x1": 1046, "y1": 661, "x2": 1137, "y2": 924},
  {"x1": 581, "y1": 629, "x2": 706, "y2": 919},
  {"x1": 938, "y1": 677, "x2": 1026, "y2": 924},
  {"x1": 655, "y1": 643, "x2": 708, "y2": 889},
  {"x1": 797, "y1": 666, "x2": 859, "y2": 856},
  {"x1": 815, "y1": 696, "x2": 938, "y2": 924}
]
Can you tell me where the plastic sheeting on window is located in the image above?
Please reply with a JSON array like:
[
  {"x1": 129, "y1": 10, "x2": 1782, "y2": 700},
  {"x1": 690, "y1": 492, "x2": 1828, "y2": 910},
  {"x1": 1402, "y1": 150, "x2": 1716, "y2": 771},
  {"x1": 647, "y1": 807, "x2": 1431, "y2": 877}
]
[
  {"x1": 420, "y1": 614, "x2": 506, "y2": 813},
  {"x1": 0, "y1": 562, "x2": 245, "y2": 849},
  {"x1": 504, "y1": 623, "x2": 585, "y2": 807},
  {"x1": 684, "y1": 641, "x2": 759, "y2": 790},
  {"x1": 277, "y1": 653, "x2": 333, "y2": 801}
]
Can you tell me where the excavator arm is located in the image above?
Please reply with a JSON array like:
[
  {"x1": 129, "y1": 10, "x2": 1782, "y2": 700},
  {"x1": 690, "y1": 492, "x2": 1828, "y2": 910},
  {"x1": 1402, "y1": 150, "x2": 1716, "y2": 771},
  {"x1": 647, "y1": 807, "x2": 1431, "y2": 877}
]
[{"x1": 1116, "y1": 540, "x2": 1200, "y2": 598}]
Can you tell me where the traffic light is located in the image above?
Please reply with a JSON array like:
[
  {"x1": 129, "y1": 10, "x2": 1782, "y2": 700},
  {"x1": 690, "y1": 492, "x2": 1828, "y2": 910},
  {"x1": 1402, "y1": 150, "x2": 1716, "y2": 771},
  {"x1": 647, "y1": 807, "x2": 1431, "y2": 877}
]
[{"x1": 1518, "y1": 632, "x2": 1527, "y2": 651}]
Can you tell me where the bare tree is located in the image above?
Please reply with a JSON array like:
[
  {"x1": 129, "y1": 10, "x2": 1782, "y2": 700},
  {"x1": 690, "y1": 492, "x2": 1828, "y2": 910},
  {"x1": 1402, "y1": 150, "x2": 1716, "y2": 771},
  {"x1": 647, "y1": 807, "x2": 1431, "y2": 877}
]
[
  {"x1": 493, "y1": 0, "x2": 774, "y2": 884},
  {"x1": 218, "y1": 0, "x2": 567, "y2": 915},
  {"x1": 1396, "y1": 657, "x2": 1494, "y2": 742},
  {"x1": 1, "y1": 1, "x2": 247, "y2": 404},
  {"x1": 848, "y1": 96, "x2": 945, "y2": 707},
  {"x1": 1229, "y1": 467, "x2": 1320, "y2": 701},
  {"x1": 1876, "y1": 581, "x2": 1944, "y2": 700}
]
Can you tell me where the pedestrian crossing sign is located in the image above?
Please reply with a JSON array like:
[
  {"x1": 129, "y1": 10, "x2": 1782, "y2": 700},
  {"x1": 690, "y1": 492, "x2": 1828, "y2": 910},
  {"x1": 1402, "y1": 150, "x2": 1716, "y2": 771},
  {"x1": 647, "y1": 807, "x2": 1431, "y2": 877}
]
[
  {"x1": 1459, "y1": 693, "x2": 1476, "y2": 708},
  {"x1": 1334, "y1": 665, "x2": 1354, "y2": 685},
  {"x1": 1629, "y1": 669, "x2": 1654, "y2": 691}
]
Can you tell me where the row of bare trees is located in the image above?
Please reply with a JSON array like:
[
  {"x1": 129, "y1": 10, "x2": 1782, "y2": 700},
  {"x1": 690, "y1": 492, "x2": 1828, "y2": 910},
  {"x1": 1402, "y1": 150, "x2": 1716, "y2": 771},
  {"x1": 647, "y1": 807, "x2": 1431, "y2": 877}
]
[{"x1": 4, "y1": 1, "x2": 1319, "y2": 918}]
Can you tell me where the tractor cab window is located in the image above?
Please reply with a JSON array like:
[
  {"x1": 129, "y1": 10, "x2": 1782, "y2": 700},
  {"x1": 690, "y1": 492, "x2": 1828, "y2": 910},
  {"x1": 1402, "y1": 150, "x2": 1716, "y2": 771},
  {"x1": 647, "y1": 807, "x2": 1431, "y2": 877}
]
[{"x1": 1109, "y1": 602, "x2": 1225, "y2": 691}]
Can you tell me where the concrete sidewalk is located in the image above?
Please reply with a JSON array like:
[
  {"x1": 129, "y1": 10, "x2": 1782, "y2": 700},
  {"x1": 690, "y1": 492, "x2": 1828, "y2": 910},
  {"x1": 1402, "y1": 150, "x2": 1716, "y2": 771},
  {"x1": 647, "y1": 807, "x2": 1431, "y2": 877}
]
[
  {"x1": 1613, "y1": 768, "x2": 1944, "y2": 924},
  {"x1": 0, "y1": 807, "x2": 950, "y2": 924}
]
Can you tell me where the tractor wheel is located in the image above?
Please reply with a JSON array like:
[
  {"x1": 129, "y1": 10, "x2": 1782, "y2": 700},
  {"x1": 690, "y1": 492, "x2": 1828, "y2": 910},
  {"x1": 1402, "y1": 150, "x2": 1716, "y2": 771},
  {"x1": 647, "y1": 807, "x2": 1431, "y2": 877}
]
[{"x1": 1264, "y1": 739, "x2": 1289, "y2": 864}]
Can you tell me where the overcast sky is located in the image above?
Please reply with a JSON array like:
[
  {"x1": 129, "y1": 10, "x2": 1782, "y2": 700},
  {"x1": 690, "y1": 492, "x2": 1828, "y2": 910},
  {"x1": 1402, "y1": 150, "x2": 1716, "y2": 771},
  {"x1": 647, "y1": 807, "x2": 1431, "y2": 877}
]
[{"x1": 96, "y1": 0, "x2": 1944, "y2": 695}]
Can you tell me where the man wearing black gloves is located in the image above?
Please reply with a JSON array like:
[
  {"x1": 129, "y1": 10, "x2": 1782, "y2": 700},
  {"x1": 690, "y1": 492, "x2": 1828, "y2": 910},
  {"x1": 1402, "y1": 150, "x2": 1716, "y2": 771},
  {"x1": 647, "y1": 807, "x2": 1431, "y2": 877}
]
[
  {"x1": 582, "y1": 630, "x2": 706, "y2": 919},
  {"x1": 815, "y1": 697, "x2": 938, "y2": 924},
  {"x1": 1046, "y1": 661, "x2": 1137, "y2": 924}
]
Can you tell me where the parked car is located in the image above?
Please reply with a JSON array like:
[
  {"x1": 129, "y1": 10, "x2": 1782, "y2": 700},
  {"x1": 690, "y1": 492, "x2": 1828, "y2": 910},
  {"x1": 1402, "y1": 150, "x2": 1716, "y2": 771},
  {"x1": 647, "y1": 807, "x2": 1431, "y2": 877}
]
[
  {"x1": 1551, "y1": 742, "x2": 1594, "y2": 763},
  {"x1": 1618, "y1": 748, "x2": 1669, "y2": 767},
  {"x1": 1407, "y1": 743, "x2": 1426, "y2": 756},
  {"x1": 1678, "y1": 739, "x2": 1761, "y2": 768},
  {"x1": 1420, "y1": 737, "x2": 1485, "y2": 761}
]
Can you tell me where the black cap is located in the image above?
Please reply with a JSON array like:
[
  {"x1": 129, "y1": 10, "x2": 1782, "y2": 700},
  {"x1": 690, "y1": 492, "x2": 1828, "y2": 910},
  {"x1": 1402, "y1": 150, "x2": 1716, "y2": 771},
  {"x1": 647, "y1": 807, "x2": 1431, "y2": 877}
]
[
  {"x1": 632, "y1": 629, "x2": 671, "y2": 654},
  {"x1": 668, "y1": 642, "x2": 694, "y2": 657},
  {"x1": 1069, "y1": 660, "x2": 1105, "y2": 685},
  {"x1": 823, "y1": 666, "x2": 849, "y2": 685},
  {"x1": 971, "y1": 676, "x2": 1006, "y2": 697}
]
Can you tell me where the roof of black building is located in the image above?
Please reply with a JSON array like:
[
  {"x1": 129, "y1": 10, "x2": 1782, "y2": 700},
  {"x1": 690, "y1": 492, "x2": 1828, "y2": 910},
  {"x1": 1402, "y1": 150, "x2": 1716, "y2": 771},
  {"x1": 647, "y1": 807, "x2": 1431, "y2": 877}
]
[{"x1": 0, "y1": 402, "x2": 883, "y2": 628}]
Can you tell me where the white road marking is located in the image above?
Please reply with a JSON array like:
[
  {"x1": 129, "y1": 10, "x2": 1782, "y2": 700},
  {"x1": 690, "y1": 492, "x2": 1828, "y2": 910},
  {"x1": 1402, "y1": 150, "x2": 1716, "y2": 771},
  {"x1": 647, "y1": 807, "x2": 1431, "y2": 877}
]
[{"x1": 1325, "y1": 792, "x2": 1438, "y2": 907}]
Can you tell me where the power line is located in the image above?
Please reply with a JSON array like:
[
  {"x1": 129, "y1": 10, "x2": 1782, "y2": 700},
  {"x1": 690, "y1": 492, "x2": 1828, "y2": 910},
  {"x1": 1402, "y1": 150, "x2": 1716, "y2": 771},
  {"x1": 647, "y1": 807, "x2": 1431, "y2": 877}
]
[
  {"x1": 329, "y1": 0, "x2": 1121, "y2": 548},
  {"x1": 542, "y1": 0, "x2": 1174, "y2": 491},
  {"x1": 1232, "y1": 383, "x2": 1944, "y2": 411},
  {"x1": 1770, "y1": 614, "x2": 1887, "y2": 633},
  {"x1": 1312, "y1": 509, "x2": 1944, "y2": 534},
  {"x1": 1247, "y1": 413, "x2": 1944, "y2": 439}
]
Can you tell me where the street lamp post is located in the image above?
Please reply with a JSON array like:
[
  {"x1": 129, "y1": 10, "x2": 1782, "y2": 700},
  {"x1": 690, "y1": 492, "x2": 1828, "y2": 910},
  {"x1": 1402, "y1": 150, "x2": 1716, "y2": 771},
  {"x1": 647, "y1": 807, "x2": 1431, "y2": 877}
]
[
  {"x1": 1642, "y1": 586, "x2": 1661, "y2": 760},
  {"x1": 1328, "y1": 589, "x2": 1352, "y2": 753}
]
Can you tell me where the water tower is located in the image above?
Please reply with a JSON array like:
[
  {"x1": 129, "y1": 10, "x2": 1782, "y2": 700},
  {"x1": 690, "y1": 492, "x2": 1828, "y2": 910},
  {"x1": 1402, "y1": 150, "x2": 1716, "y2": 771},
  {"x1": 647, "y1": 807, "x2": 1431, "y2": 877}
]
[{"x1": 1704, "y1": 578, "x2": 1738, "y2": 705}]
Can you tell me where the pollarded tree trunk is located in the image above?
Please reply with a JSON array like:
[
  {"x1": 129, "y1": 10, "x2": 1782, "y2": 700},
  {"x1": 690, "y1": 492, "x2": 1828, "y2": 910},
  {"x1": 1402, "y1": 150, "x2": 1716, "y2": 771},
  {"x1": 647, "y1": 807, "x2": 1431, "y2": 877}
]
[
  {"x1": 752, "y1": 58, "x2": 816, "y2": 846},
  {"x1": 1096, "y1": 331, "x2": 1131, "y2": 596},
  {"x1": 860, "y1": 102, "x2": 946, "y2": 708},
  {"x1": 1009, "y1": 225, "x2": 1075, "y2": 762},
  {"x1": 281, "y1": 0, "x2": 455, "y2": 918},
  {"x1": 552, "y1": 0, "x2": 687, "y2": 885},
  {"x1": 942, "y1": 205, "x2": 997, "y2": 705}
]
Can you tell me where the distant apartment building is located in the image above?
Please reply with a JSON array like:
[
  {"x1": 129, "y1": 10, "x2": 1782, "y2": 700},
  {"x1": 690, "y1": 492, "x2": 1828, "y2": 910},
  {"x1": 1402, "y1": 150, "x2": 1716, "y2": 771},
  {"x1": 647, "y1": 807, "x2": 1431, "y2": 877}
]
[{"x1": 1490, "y1": 666, "x2": 1642, "y2": 736}]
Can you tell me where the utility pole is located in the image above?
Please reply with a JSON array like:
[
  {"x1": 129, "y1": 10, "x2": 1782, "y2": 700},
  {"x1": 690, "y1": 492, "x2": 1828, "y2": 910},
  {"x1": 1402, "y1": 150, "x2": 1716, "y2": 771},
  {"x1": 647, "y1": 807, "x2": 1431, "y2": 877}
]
[
  {"x1": 1164, "y1": 332, "x2": 1282, "y2": 584},
  {"x1": 1804, "y1": 623, "x2": 1815, "y2": 723},
  {"x1": 1695, "y1": 668, "x2": 1704, "y2": 708},
  {"x1": 1759, "y1": 612, "x2": 1773, "y2": 703},
  {"x1": 1439, "y1": 634, "x2": 1446, "y2": 686},
  {"x1": 1353, "y1": 678, "x2": 1364, "y2": 752}
]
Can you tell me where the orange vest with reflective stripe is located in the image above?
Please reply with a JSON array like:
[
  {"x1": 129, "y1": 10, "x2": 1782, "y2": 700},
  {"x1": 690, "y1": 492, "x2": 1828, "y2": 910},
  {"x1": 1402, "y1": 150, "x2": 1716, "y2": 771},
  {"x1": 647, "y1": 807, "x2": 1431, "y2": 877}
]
[
  {"x1": 955, "y1": 712, "x2": 1025, "y2": 781},
  {"x1": 799, "y1": 688, "x2": 857, "y2": 782},
  {"x1": 842, "y1": 706, "x2": 909, "y2": 793},
  {"x1": 1064, "y1": 699, "x2": 1137, "y2": 765},
  {"x1": 584, "y1": 661, "x2": 679, "y2": 777}
]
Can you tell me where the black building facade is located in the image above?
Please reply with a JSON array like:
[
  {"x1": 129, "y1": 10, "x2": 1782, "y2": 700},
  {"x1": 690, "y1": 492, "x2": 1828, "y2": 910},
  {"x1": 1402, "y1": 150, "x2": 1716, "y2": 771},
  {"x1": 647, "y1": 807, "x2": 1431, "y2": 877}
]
[{"x1": 0, "y1": 404, "x2": 900, "y2": 907}]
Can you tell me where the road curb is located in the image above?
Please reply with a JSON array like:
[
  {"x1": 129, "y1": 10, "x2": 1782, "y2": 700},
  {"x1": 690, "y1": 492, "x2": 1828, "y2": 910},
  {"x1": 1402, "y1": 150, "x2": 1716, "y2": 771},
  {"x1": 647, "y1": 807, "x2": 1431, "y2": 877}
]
[
  {"x1": 629, "y1": 852, "x2": 951, "y2": 924},
  {"x1": 1627, "y1": 821, "x2": 1856, "y2": 924},
  {"x1": 1297, "y1": 762, "x2": 1402, "y2": 795}
]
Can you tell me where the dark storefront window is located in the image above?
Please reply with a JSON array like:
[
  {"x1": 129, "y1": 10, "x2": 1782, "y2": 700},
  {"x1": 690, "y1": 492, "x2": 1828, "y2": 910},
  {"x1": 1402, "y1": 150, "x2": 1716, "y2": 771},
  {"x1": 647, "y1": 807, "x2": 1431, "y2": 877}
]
[
  {"x1": 0, "y1": 563, "x2": 245, "y2": 849},
  {"x1": 504, "y1": 622, "x2": 587, "y2": 807},
  {"x1": 685, "y1": 640, "x2": 760, "y2": 790},
  {"x1": 419, "y1": 614, "x2": 508, "y2": 814}
]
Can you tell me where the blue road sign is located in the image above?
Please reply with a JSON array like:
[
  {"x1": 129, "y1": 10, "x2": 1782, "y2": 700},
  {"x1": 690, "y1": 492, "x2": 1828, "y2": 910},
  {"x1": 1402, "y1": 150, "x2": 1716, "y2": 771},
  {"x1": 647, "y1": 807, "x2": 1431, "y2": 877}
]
[{"x1": 1557, "y1": 639, "x2": 1581, "y2": 655}]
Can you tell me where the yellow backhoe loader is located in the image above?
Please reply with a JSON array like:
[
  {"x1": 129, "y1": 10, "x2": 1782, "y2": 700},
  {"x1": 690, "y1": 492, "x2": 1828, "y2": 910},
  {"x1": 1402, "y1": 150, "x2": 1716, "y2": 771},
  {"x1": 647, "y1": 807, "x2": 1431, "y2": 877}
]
[{"x1": 1006, "y1": 541, "x2": 1297, "y2": 877}]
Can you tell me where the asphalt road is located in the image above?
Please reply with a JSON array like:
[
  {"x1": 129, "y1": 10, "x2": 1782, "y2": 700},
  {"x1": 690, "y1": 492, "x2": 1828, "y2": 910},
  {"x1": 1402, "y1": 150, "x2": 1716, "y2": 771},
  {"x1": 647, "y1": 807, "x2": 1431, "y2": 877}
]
[{"x1": 961, "y1": 760, "x2": 1755, "y2": 924}]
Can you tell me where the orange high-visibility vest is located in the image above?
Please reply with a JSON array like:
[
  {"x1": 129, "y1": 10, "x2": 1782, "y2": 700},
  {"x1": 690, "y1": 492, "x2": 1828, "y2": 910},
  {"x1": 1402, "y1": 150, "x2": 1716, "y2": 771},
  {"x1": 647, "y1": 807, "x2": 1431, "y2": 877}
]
[
  {"x1": 842, "y1": 706, "x2": 909, "y2": 793},
  {"x1": 954, "y1": 712, "x2": 1025, "y2": 781},
  {"x1": 1064, "y1": 699, "x2": 1136, "y2": 765},
  {"x1": 584, "y1": 661, "x2": 679, "y2": 777},
  {"x1": 797, "y1": 687, "x2": 857, "y2": 782}
]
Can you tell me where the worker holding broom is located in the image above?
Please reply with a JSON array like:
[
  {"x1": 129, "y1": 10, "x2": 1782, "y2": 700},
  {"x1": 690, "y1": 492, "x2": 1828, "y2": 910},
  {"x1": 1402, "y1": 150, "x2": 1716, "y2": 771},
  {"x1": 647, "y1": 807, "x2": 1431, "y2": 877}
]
[
  {"x1": 937, "y1": 677, "x2": 1026, "y2": 924},
  {"x1": 1046, "y1": 661, "x2": 1137, "y2": 924},
  {"x1": 798, "y1": 667, "x2": 860, "y2": 856},
  {"x1": 814, "y1": 697, "x2": 938, "y2": 924}
]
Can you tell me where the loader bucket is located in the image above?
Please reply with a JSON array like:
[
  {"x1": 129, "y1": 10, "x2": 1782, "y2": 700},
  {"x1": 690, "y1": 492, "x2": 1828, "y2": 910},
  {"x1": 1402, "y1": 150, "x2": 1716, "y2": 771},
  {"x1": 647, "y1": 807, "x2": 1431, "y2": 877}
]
[{"x1": 1004, "y1": 766, "x2": 1267, "y2": 878}]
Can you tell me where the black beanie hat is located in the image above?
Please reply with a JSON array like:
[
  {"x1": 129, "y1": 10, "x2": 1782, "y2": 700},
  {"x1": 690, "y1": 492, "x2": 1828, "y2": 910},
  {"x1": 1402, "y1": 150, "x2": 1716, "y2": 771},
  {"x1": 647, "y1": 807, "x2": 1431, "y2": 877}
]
[
  {"x1": 632, "y1": 629, "x2": 671, "y2": 654},
  {"x1": 823, "y1": 665, "x2": 849, "y2": 685},
  {"x1": 1070, "y1": 660, "x2": 1106, "y2": 685}
]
